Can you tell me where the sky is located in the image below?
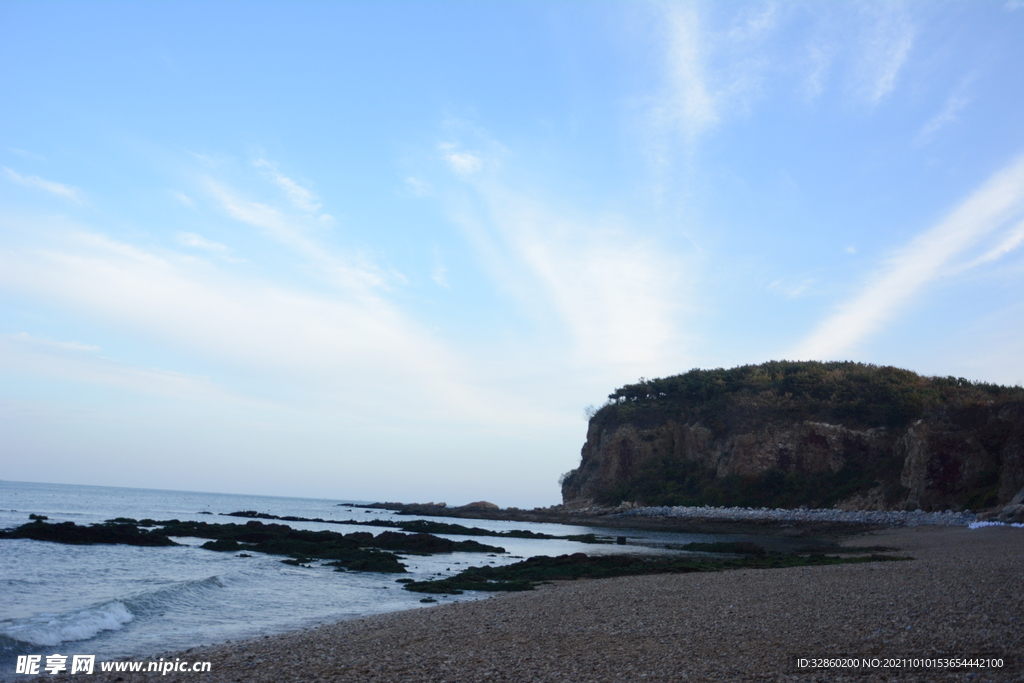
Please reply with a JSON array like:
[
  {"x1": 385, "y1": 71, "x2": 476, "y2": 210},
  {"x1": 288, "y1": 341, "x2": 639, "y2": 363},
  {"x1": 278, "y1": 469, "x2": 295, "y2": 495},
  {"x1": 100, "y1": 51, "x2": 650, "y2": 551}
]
[{"x1": 2, "y1": 1, "x2": 1024, "y2": 507}]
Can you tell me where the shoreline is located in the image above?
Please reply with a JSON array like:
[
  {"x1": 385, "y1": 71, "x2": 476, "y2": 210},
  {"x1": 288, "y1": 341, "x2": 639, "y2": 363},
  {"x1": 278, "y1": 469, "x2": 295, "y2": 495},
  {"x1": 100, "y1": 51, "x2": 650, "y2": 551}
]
[
  {"x1": 361, "y1": 501, "x2": 980, "y2": 539},
  {"x1": 34, "y1": 524, "x2": 1024, "y2": 682}
]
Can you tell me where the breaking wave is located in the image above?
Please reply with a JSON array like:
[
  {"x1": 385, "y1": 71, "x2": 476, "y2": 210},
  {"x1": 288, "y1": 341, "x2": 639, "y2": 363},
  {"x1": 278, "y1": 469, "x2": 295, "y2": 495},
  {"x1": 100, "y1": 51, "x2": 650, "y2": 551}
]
[
  {"x1": 0, "y1": 575, "x2": 225, "y2": 648},
  {"x1": 0, "y1": 601, "x2": 133, "y2": 648}
]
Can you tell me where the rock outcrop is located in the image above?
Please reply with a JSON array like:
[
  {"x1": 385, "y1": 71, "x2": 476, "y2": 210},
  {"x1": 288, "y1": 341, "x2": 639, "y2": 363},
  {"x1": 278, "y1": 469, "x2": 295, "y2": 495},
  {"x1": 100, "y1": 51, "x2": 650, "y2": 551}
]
[{"x1": 561, "y1": 362, "x2": 1024, "y2": 512}]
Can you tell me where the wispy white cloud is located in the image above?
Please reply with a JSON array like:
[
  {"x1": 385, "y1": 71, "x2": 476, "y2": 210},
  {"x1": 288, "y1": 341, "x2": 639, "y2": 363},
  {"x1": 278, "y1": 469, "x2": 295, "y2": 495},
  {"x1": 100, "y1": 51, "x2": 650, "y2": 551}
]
[
  {"x1": 6, "y1": 332, "x2": 99, "y2": 353},
  {"x1": 792, "y1": 154, "x2": 1024, "y2": 359},
  {"x1": 177, "y1": 232, "x2": 230, "y2": 253},
  {"x1": 431, "y1": 247, "x2": 449, "y2": 288},
  {"x1": 206, "y1": 179, "x2": 385, "y2": 291},
  {"x1": 649, "y1": 2, "x2": 780, "y2": 159},
  {"x1": 951, "y1": 219, "x2": 1024, "y2": 273},
  {"x1": 0, "y1": 332, "x2": 251, "y2": 406},
  {"x1": 440, "y1": 147, "x2": 686, "y2": 369},
  {"x1": 802, "y1": 40, "x2": 834, "y2": 101},
  {"x1": 648, "y1": 2, "x2": 919, "y2": 128},
  {"x1": 915, "y1": 77, "x2": 974, "y2": 144},
  {"x1": 492, "y1": 193, "x2": 682, "y2": 367},
  {"x1": 916, "y1": 94, "x2": 970, "y2": 142},
  {"x1": 254, "y1": 159, "x2": 323, "y2": 214},
  {"x1": 170, "y1": 190, "x2": 195, "y2": 207},
  {"x1": 726, "y1": 3, "x2": 778, "y2": 42},
  {"x1": 4, "y1": 167, "x2": 83, "y2": 203},
  {"x1": 440, "y1": 144, "x2": 483, "y2": 176},
  {"x1": 9, "y1": 148, "x2": 46, "y2": 162},
  {"x1": 856, "y1": 6, "x2": 915, "y2": 105},
  {"x1": 769, "y1": 277, "x2": 815, "y2": 299},
  {"x1": 661, "y1": 5, "x2": 718, "y2": 140},
  {"x1": 405, "y1": 176, "x2": 433, "y2": 197},
  {"x1": 0, "y1": 225, "x2": 518, "y2": 425}
]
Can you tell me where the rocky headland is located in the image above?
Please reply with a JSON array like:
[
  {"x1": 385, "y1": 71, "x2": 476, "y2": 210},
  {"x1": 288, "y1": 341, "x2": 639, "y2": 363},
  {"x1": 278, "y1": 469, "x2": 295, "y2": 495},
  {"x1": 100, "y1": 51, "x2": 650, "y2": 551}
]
[{"x1": 560, "y1": 361, "x2": 1024, "y2": 521}]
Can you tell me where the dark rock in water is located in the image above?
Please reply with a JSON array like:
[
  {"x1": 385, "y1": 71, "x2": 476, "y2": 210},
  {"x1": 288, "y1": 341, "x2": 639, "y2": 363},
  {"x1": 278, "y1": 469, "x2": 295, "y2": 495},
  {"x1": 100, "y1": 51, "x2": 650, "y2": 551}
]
[
  {"x1": 562, "y1": 362, "x2": 1024, "y2": 512},
  {"x1": 321, "y1": 516, "x2": 610, "y2": 543},
  {"x1": 403, "y1": 550, "x2": 911, "y2": 594},
  {"x1": 168, "y1": 519, "x2": 503, "y2": 570},
  {"x1": 324, "y1": 553, "x2": 406, "y2": 573},
  {"x1": 0, "y1": 520, "x2": 177, "y2": 546},
  {"x1": 460, "y1": 501, "x2": 499, "y2": 510},
  {"x1": 225, "y1": 510, "x2": 277, "y2": 519},
  {"x1": 217, "y1": 513, "x2": 516, "y2": 551},
  {"x1": 153, "y1": 520, "x2": 410, "y2": 571},
  {"x1": 201, "y1": 538, "x2": 243, "y2": 552},
  {"x1": 680, "y1": 541, "x2": 766, "y2": 555},
  {"x1": 366, "y1": 531, "x2": 504, "y2": 555},
  {"x1": 1, "y1": 515, "x2": 510, "y2": 574},
  {"x1": 28, "y1": 514, "x2": 48, "y2": 521}
]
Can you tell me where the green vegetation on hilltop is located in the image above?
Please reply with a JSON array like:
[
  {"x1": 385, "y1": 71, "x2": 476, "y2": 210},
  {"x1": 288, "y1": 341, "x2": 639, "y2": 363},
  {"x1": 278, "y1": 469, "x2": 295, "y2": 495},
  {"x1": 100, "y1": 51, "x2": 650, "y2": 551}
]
[{"x1": 592, "y1": 361, "x2": 1022, "y2": 434}]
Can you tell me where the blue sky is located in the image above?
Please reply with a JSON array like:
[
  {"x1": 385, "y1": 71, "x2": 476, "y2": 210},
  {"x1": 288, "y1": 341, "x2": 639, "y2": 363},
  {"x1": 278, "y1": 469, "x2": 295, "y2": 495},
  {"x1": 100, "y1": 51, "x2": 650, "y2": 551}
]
[{"x1": 2, "y1": 1, "x2": 1023, "y2": 507}]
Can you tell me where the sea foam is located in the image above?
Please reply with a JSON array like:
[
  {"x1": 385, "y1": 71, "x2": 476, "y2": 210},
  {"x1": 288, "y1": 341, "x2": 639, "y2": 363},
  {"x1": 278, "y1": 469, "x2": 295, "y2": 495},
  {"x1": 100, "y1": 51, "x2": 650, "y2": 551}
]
[{"x1": 1, "y1": 600, "x2": 134, "y2": 647}]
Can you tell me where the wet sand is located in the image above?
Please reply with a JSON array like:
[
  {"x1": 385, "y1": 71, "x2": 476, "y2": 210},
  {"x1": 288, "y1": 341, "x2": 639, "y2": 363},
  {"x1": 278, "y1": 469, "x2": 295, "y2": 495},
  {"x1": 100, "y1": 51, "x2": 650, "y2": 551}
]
[{"x1": 39, "y1": 525, "x2": 1024, "y2": 683}]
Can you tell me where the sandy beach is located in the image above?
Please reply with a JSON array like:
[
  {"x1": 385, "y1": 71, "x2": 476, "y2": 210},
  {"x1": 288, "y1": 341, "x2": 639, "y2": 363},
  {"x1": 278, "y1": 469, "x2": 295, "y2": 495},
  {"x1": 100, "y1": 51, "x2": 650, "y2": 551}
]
[{"x1": 36, "y1": 525, "x2": 1023, "y2": 683}]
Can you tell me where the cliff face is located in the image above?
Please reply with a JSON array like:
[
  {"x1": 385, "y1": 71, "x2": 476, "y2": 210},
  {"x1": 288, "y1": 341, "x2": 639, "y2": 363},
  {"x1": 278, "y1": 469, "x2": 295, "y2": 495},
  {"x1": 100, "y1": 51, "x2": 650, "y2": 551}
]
[
  {"x1": 896, "y1": 403, "x2": 1024, "y2": 510},
  {"x1": 561, "y1": 364, "x2": 1024, "y2": 512}
]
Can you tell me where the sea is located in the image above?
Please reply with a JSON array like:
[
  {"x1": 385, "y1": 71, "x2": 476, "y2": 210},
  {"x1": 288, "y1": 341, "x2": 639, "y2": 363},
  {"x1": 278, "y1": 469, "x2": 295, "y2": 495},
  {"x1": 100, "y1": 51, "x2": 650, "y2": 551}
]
[{"x1": 0, "y1": 480, "x2": 769, "y2": 679}]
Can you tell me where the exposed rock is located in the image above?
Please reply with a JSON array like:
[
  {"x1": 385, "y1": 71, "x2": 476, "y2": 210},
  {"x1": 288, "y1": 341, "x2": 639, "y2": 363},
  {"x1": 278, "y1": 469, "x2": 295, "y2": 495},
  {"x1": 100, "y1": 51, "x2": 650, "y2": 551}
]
[
  {"x1": 562, "y1": 362, "x2": 1024, "y2": 513},
  {"x1": 460, "y1": 501, "x2": 500, "y2": 510},
  {"x1": 1011, "y1": 484, "x2": 1024, "y2": 506},
  {"x1": 977, "y1": 485, "x2": 1024, "y2": 523},
  {"x1": 0, "y1": 519, "x2": 177, "y2": 546}
]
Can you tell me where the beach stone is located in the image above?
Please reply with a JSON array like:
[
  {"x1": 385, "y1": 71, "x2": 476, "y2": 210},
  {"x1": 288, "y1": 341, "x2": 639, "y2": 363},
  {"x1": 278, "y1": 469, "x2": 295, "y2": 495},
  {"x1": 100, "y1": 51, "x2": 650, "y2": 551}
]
[{"x1": 35, "y1": 525, "x2": 1024, "y2": 683}]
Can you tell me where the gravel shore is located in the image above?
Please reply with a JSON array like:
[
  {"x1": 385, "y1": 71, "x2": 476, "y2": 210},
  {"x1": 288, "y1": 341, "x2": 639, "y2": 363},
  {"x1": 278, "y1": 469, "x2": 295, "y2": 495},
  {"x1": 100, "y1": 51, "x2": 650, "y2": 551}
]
[
  {"x1": 616, "y1": 504, "x2": 980, "y2": 527},
  {"x1": 37, "y1": 525, "x2": 1024, "y2": 683}
]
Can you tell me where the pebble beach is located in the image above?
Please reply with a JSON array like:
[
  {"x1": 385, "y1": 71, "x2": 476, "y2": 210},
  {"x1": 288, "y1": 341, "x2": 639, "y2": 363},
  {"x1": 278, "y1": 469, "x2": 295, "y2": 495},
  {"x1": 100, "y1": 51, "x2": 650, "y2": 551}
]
[
  {"x1": 617, "y1": 504, "x2": 980, "y2": 527},
  {"x1": 34, "y1": 522, "x2": 1024, "y2": 683}
]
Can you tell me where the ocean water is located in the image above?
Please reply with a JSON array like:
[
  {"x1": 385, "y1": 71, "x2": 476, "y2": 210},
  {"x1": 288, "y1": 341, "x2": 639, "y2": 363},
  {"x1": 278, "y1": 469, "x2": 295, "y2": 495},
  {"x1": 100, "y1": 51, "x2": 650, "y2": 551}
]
[{"x1": 1, "y1": 480, "x2": 762, "y2": 678}]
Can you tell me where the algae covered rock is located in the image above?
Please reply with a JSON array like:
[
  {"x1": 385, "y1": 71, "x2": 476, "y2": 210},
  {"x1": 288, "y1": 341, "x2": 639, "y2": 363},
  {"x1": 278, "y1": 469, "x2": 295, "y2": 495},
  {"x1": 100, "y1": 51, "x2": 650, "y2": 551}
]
[{"x1": 0, "y1": 519, "x2": 177, "y2": 546}]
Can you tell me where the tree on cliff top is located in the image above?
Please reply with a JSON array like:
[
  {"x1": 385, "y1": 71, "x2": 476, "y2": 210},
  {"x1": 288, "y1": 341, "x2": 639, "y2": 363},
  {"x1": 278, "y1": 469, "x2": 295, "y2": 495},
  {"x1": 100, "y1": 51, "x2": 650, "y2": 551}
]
[{"x1": 593, "y1": 360, "x2": 1023, "y2": 435}]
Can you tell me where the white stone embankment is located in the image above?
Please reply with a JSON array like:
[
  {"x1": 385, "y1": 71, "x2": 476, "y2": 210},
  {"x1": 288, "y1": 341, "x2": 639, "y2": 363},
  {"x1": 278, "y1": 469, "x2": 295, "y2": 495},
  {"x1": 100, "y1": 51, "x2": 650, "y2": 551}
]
[{"x1": 614, "y1": 504, "x2": 978, "y2": 527}]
